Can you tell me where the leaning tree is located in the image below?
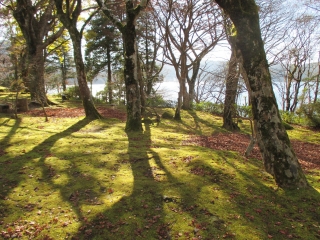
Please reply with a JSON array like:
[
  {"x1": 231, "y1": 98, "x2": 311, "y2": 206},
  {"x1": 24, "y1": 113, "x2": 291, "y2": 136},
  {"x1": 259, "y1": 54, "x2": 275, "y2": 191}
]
[
  {"x1": 215, "y1": 0, "x2": 309, "y2": 189},
  {"x1": 54, "y1": 0, "x2": 101, "y2": 119}
]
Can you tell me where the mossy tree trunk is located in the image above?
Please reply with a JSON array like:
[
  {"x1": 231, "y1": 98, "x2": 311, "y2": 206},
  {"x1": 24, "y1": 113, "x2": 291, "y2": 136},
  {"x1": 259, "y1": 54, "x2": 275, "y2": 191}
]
[
  {"x1": 123, "y1": 16, "x2": 143, "y2": 131},
  {"x1": 98, "y1": 0, "x2": 149, "y2": 131},
  {"x1": 54, "y1": 0, "x2": 101, "y2": 119},
  {"x1": 215, "y1": 0, "x2": 309, "y2": 189},
  {"x1": 187, "y1": 59, "x2": 201, "y2": 110},
  {"x1": 71, "y1": 33, "x2": 101, "y2": 119},
  {"x1": 223, "y1": 37, "x2": 240, "y2": 131},
  {"x1": 27, "y1": 46, "x2": 47, "y2": 105},
  {"x1": 11, "y1": 0, "x2": 64, "y2": 106},
  {"x1": 107, "y1": 45, "x2": 113, "y2": 104},
  {"x1": 174, "y1": 52, "x2": 188, "y2": 119}
]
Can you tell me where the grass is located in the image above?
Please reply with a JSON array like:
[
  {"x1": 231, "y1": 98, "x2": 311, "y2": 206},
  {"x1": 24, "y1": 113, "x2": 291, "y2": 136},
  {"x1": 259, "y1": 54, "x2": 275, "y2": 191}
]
[{"x1": 0, "y1": 101, "x2": 319, "y2": 239}]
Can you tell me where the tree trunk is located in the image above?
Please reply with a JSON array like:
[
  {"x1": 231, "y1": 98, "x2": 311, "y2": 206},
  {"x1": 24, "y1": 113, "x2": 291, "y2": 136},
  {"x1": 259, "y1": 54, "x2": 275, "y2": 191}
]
[
  {"x1": 97, "y1": 0, "x2": 148, "y2": 131},
  {"x1": 188, "y1": 59, "x2": 201, "y2": 109},
  {"x1": 215, "y1": 0, "x2": 309, "y2": 189},
  {"x1": 314, "y1": 52, "x2": 320, "y2": 105},
  {"x1": 137, "y1": 54, "x2": 146, "y2": 116},
  {"x1": 174, "y1": 91, "x2": 182, "y2": 120},
  {"x1": 180, "y1": 52, "x2": 189, "y2": 110},
  {"x1": 107, "y1": 44, "x2": 113, "y2": 104},
  {"x1": 27, "y1": 45, "x2": 48, "y2": 105},
  {"x1": 70, "y1": 32, "x2": 101, "y2": 119},
  {"x1": 175, "y1": 52, "x2": 188, "y2": 116},
  {"x1": 223, "y1": 41, "x2": 240, "y2": 131},
  {"x1": 123, "y1": 5, "x2": 142, "y2": 131},
  {"x1": 54, "y1": 0, "x2": 101, "y2": 119},
  {"x1": 12, "y1": 0, "x2": 63, "y2": 106},
  {"x1": 61, "y1": 52, "x2": 67, "y2": 92}
]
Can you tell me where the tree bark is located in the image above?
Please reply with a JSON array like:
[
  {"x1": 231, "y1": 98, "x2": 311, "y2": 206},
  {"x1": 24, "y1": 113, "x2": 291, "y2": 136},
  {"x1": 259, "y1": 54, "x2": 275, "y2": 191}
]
[
  {"x1": 61, "y1": 52, "x2": 68, "y2": 92},
  {"x1": 54, "y1": 0, "x2": 101, "y2": 119},
  {"x1": 215, "y1": 0, "x2": 309, "y2": 189},
  {"x1": 71, "y1": 32, "x2": 101, "y2": 119},
  {"x1": 11, "y1": 0, "x2": 63, "y2": 106},
  {"x1": 107, "y1": 44, "x2": 113, "y2": 104},
  {"x1": 223, "y1": 37, "x2": 240, "y2": 131},
  {"x1": 121, "y1": 2, "x2": 143, "y2": 131},
  {"x1": 98, "y1": 0, "x2": 149, "y2": 131},
  {"x1": 187, "y1": 59, "x2": 201, "y2": 109}
]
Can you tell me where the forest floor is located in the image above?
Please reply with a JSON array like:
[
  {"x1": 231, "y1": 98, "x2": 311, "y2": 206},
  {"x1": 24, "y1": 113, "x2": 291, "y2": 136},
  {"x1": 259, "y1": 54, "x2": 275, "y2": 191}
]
[
  {"x1": 26, "y1": 105, "x2": 320, "y2": 171},
  {"x1": 0, "y1": 100, "x2": 319, "y2": 239}
]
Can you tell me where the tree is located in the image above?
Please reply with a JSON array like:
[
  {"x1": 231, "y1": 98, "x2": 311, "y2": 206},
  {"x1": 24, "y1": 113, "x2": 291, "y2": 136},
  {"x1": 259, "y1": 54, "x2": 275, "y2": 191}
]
[
  {"x1": 85, "y1": 12, "x2": 122, "y2": 104},
  {"x1": 46, "y1": 33, "x2": 74, "y2": 92},
  {"x1": 222, "y1": 0, "x2": 297, "y2": 131},
  {"x1": 222, "y1": 19, "x2": 241, "y2": 131},
  {"x1": 54, "y1": 0, "x2": 102, "y2": 119},
  {"x1": 97, "y1": 0, "x2": 150, "y2": 131},
  {"x1": 215, "y1": 0, "x2": 309, "y2": 189},
  {"x1": 136, "y1": 10, "x2": 164, "y2": 114},
  {"x1": 8, "y1": 0, "x2": 64, "y2": 105},
  {"x1": 153, "y1": 0, "x2": 225, "y2": 120},
  {"x1": 193, "y1": 62, "x2": 226, "y2": 104},
  {"x1": 275, "y1": 14, "x2": 318, "y2": 112}
]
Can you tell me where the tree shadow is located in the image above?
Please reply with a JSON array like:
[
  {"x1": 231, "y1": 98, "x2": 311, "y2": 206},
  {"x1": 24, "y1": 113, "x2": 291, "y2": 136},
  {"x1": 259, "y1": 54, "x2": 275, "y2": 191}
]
[
  {"x1": 0, "y1": 118, "x2": 93, "y2": 224},
  {"x1": 185, "y1": 110, "x2": 227, "y2": 135},
  {"x1": 70, "y1": 122, "x2": 229, "y2": 239},
  {"x1": 70, "y1": 122, "x2": 170, "y2": 239}
]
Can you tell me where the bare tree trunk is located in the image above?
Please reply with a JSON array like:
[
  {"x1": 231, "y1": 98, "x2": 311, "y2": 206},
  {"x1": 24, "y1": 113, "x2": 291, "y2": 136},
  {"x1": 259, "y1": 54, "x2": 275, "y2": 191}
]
[
  {"x1": 98, "y1": 0, "x2": 149, "y2": 131},
  {"x1": 314, "y1": 52, "x2": 320, "y2": 105},
  {"x1": 122, "y1": 5, "x2": 143, "y2": 131},
  {"x1": 137, "y1": 51, "x2": 146, "y2": 116},
  {"x1": 61, "y1": 52, "x2": 67, "y2": 92},
  {"x1": 71, "y1": 34, "x2": 101, "y2": 118},
  {"x1": 215, "y1": 0, "x2": 309, "y2": 189},
  {"x1": 107, "y1": 45, "x2": 113, "y2": 104},
  {"x1": 55, "y1": 0, "x2": 101, "y2": 119},
  {"x1": 188, "y1": 59, "x2": 201, "y2": 108},
  {"x1": 285, "y1": 74, "x2": 293, "y2": 112},
  {"x1": 174, "y1": 91, "x2": 182, "y2": 120},
  {"x1": 223, "y1": 40, "x2": 240, "y2": 131}
]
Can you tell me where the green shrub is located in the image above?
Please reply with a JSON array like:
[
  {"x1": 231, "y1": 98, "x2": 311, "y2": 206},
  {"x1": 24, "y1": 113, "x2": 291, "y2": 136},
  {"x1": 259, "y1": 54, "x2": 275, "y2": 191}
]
[
  {"x1": 298, "y1": 102, "x2": 320, "y2": 128},
  {"x1": 237, "y1": 105, "x2": 252, "y2": 118},
  {"x1": 280, "y1": 110, "x2": 311, "y2": 127},
  {"x1": 147, "y1": 94, "x2": 176, "y2": 108},
  {"x1": 192, "y1": 101, "x2": 224, "y2": 115},
  {"x1": 162, "y1": 111, "x2": 174, "y2": 119},
  {"x1": 62, "y1": 86, "x2": 81, "y2": 99}
]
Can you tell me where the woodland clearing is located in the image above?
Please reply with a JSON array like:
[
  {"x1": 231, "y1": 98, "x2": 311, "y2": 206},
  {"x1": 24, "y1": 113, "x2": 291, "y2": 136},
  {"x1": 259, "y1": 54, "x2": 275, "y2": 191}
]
[{"x1": 0, "y1": 101, "x2": 319, "y2": 239}]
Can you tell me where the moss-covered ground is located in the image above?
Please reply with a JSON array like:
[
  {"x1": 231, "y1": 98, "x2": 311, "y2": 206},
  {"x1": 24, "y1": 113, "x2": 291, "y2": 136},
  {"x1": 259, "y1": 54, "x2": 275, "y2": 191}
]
[{"x1": 0, "y1": 98, "x2": 319, "y2": 239}]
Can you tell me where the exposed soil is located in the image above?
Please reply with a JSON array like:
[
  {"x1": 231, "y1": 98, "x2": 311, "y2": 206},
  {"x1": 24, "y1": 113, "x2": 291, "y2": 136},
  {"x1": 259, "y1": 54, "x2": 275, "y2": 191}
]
[
  {"x1": 24, "y1": 107, "x2": 320, "y2": 171},
  {"x1": 25, "y1": 106, "x2": 127, "y2": 121}
]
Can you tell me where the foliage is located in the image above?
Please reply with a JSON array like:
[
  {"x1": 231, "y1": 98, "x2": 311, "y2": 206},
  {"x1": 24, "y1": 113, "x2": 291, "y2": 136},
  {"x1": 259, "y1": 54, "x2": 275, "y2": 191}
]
[
  {"x1": 62, "y1": 86, "x2": 81, "y2": 99},
  {"x1": 192, "y1": 101, "x2": 224, "y2": 115},
  {"x1": 161, "y1": 111, "x2": 173, "y2": 119},
  {"x1": 298, "y1": 102, "x2": 320, "y2": 128},
  {"x1": 146, "y1": 94, "x2": 176, "y2": 108},
  {"x1": 280, "y1": 106, "x2": 320, "y2": 128},
  {"x1": 237, "y1": 105, "x2": 252, "y2": 118}
]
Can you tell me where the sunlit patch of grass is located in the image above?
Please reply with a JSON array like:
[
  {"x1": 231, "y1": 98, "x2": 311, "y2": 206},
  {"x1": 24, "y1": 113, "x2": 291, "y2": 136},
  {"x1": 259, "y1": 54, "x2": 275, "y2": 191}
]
[{"x1": 286, "y1": 125, "x2": 320, "y2": 144}]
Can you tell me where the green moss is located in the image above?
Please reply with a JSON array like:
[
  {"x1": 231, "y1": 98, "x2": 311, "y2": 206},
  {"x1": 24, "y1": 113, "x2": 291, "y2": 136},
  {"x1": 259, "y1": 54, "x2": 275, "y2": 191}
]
[{"x1": 0, "y1": 107, "x2": 319, "y2": 239}]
